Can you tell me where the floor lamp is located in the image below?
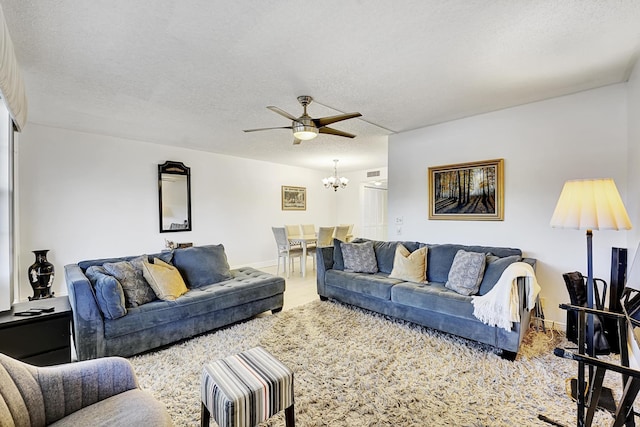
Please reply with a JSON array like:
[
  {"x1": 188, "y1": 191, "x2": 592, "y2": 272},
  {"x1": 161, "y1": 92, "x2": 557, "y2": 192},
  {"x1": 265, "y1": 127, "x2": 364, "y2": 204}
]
[{"x1": 550, "y1": 178, "x2": 632, "y2": 424}]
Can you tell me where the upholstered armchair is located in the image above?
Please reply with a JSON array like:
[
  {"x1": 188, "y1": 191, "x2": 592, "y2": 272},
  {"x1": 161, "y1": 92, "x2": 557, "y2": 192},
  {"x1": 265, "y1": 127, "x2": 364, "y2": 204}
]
[{"x1": 0, "y1": 352, "x2": 173, "y2": 426}]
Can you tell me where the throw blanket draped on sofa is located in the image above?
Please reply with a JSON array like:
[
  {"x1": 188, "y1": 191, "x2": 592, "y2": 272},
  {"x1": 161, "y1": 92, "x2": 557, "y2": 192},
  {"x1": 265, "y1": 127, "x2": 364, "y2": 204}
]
[{"x1": 471, "y1": 262, "x2": 540, "y2": 331}]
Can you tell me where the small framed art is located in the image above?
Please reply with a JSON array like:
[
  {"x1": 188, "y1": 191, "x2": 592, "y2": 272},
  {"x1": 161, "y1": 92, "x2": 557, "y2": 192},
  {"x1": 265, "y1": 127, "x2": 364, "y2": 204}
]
[
  {"x1": 281, "y1": 186, "x2": 306, "y2": 211},
  {"x1": 428, "y1": 158, "x2": 504, "y2": 221}
]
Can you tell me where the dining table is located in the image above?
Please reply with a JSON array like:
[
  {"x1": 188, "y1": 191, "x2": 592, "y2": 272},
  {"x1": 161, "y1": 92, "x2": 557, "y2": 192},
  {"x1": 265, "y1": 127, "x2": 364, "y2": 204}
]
[{"x1": 288, "y1": 234, "x2": 317, "y2": 278}]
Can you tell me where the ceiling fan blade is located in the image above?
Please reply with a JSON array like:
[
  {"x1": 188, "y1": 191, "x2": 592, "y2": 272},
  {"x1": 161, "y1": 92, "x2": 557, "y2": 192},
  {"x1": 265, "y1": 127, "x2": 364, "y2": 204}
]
[
  {"x1": 314, "y1": 112, "x2": 362, "y2": 127},
  {"x1": 267, "y1": 106, "x2": 298, "y2": 121},
  {"x1": 293, "y1": 138, "x2": 302, "y2": 145},
  {"x1": 243, "y1": 126, "x2": 292, "y2": 133},
  {"x1": 319, "y1": 127, "x2": 356, "y2": 138}
]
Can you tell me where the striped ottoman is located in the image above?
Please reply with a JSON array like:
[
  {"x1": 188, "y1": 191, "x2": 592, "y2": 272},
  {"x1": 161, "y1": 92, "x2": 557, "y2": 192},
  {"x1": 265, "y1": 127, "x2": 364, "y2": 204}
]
[{"x1": 201, "y1": 347, "x2": 295, "y2": 427}]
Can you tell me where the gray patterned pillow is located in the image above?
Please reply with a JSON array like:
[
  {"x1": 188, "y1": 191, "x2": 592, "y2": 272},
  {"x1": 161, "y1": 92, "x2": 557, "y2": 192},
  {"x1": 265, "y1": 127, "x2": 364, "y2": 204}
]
[
  {"x1": 445, "y1": 250, "x2": 487, "y2": 296},
  {"x1": 340, "y1": 241, "x2": 378, "y2": 274},
  {"x1": 103, "y1": 256, "x2": 156, "y2": 307}
]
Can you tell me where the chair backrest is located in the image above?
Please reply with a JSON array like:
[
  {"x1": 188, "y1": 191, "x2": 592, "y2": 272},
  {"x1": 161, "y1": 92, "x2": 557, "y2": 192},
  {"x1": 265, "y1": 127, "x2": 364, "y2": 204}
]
[
  {"x1": 317, "y1": 227, "x2": 335, "y2": 247},
  {"x1": 334, "y1": 225, "x2": 349, "y2": 242},
  {"x1": 285, "y1": 224, "x2": 301, "y2": 239},
  {"x1": 563, "y1": 271, "x2": 607, "y2": 309},
  {"x1": 340, "y1": 223, "x2": 354, "y2": 235},
  {"x1": 272, "y1": 227, "x2": 290, "y2": 251},
  {"x1": 301, "y1": 224, "x2": 315, "y2": 236},
  {"x1": 0, "y1": 353, "x2": 45, "y2": 426}
]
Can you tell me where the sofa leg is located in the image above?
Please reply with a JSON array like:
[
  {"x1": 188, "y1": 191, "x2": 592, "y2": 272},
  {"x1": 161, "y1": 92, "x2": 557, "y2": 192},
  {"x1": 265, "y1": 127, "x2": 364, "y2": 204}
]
[
  {"x1": 319, "y1": 296, "x2": 328, "y2": 302},
  {"x1": 272, "y1": 307, "x2": 283, "y2": 314},
  {"x1": 201, "y1": 402, "x2": 210, "y2": 427},
  {"x1": 501, "y1": 350, "x2": 517, "y2": 361}
]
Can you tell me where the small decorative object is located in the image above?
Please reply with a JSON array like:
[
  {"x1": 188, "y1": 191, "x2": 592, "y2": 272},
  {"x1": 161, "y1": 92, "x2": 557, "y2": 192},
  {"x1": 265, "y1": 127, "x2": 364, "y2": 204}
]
[
  {"x1": 165, "y1": 239, "x2": 176, "y2": 250},
  {"x1": 428, "y1": 158, "x2": 504, "y2": 221},
  {"x1": 28, "y1": 249, "x2": 55, "y2": 300},
  {"x1": 281, "y1": 186, "x2": 306, "y2": 211},
  {"x1": 322, "y1": 159, "x2": 349, "y2": 191},
  {"x1": 177, "y1": 242, "x2": 193, "y2": 249}
]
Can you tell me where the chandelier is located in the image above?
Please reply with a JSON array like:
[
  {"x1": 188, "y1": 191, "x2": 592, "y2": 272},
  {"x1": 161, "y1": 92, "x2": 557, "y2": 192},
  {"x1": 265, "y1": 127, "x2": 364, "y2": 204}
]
[{"x1": 322, "y1": 159, "x2": 348, "y2": 191}]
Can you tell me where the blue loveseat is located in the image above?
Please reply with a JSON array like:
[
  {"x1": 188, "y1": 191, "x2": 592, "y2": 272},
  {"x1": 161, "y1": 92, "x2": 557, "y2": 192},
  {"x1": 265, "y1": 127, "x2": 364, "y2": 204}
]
[
  {"x1": 65, "y1": 244, "x2": 285, "y2": 360},
  {"x1": 317, "y1": 239, "x2": 537, "y2": 358}
]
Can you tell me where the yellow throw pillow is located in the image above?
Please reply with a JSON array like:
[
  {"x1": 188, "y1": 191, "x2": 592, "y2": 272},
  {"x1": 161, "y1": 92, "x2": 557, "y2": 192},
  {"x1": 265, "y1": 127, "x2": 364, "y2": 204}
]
[
  {"x1": 389, "y1": 244, "x2": 427, "y2": 283},
  {"x1": 142, "y1": 258, "x2": 188, "y2": 301}
]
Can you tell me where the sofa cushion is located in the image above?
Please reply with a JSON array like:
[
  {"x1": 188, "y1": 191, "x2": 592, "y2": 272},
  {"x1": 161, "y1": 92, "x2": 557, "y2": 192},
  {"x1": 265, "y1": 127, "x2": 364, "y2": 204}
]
[
  {"x1": 48, "y1": 389, "x2": 173, "y2": 427},
  {"x1": 389, "y1": 244, "x2": 427, "y2": 283},
  {"x1": 427, "y1": 244, "x2": 521, "y2": 283},
  {"x1": 172, "y1": 244, "x2": 233, "y2": 288},
  {"x1": 103, "y1": 257, "x2": 157, "y2": 308},
  {"x1": 325, "y1": 270, "x2": 401, "y2": 300},
  {"x1": 445, "y1": 250, "x2": 487, "y2": 296},
  {"x1": 373, "y1": 240, "x2": 423, "y2": 274},
  {"x1": 103, "y1": 267, "x2": 284, "y2": 339},
  {"x1": 142, "y1": 258, "x2": 188, "y2": 301},
  {"x1": 478, "y1": 254, "x2": 522, "y2": 296},
  {"x1": 85, "y1": 266, "x2": 127, "y2": 319},
  {"x1": 341, "y1": 241, "x2": 378, "y2": 273},
  {"x1": 332, "y1": 238, "x2": 368, "y2": 271},
  {"x1": 390, "y1": 282, "x2": 477, "y2": 319}
]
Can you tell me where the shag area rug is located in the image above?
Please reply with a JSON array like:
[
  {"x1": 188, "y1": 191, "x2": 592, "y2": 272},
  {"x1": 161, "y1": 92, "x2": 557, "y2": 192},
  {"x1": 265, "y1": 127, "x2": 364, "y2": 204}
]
[{"x1": 130, "y1": 300, "x2": 631, "y2": 426}]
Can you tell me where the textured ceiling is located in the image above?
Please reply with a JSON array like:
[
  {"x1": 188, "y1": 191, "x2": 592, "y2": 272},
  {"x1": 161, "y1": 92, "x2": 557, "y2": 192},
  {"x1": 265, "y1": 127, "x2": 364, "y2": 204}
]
[{"x1": 2, "y1": 1, "x2": 640, "y2": 172}]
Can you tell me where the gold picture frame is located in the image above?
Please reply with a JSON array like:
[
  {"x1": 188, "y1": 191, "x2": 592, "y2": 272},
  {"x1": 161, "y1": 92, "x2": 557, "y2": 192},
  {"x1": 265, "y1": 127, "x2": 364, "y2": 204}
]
[
  {"x1": 281, "y1": 186, "x2": 306, "y2": 211},
  {"x1": 428, "y1": 158, "x2": 504, "y2": 221}
]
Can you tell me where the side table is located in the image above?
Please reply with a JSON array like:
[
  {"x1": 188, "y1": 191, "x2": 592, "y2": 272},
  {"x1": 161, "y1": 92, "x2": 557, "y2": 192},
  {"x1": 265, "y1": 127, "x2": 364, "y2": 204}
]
[{"x1": 0, "y1": 296, "x2": 72, "y2": 366}]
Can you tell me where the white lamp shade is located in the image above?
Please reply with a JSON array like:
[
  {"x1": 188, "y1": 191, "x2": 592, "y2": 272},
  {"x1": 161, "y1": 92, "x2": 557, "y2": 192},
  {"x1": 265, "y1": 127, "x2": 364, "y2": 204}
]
[{"x1": 550, "y1": 178, "x2": 632, "y2": 230}]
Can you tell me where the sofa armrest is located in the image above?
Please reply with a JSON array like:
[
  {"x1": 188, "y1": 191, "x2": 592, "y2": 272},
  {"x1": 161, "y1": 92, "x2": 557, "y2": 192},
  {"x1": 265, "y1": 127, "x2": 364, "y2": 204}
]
[
  {"x1": 64, "y1": 264, "x2": 105, "y2": 360},
  {"x1": 316, "y1": 246, "x2": 334, "y2": 298},
  {"x1": 36, "y1": 357, "x2": 138, "y2": 425},
  {"x1": 521, "y1": 257, "x2": 536, "y2": 270}
]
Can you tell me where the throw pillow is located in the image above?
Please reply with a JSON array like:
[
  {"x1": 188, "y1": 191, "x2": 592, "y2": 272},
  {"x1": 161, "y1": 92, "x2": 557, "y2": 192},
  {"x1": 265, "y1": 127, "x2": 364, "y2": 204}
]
[
  {"x1": 478, "y1": 254, "x2": 522, "y2": 295},
  {"x1": 340, "y1": 241, "x2": 378, "y2": 274},
  {"x1": 172, "y1": 244, "x2": 233, "y2": 288},
  {"x1": 389, "y1": 244, "x2": 427, "y2": 283},
  {"x1": 103, "y1": 259, "x2": 157, "y2": 307},
  {"x1": 445, "y1": 250, "x2": 487, "y2": 296},
  {"x1": 142, "y1": 258, "x2": 188, "y2": 301},
  {"x1": 85, "y1": 265, "x2": 127, "y2": 319}
]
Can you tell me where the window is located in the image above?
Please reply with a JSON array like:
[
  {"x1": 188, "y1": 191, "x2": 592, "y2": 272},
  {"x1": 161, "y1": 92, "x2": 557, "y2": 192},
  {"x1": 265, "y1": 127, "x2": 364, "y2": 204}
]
[{"x1": 0, "y1": 99, "x2": 14, "y2": 311}]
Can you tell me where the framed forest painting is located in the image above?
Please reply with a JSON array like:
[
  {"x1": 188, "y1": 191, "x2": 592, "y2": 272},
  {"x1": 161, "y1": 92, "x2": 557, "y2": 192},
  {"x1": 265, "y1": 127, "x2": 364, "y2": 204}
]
[
  {"x1": 281, "y1": 186, "x2": 306, "y2": 211},
  {"x1": 428, "y1": 158, "x2": 504, "y2": 221}
]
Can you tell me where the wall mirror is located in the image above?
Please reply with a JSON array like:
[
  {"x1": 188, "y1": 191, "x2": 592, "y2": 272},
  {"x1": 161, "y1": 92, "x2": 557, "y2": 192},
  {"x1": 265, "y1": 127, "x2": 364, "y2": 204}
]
[{"x1": 158, "y1": 161, "x2": 192, "y2": 233}]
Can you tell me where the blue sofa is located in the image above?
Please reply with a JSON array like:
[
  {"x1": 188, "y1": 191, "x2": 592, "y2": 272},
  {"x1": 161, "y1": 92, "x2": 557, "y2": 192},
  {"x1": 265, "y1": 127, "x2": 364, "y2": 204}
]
[
  {"x1": 64, "y1": 244, "x2": 285, "y2": 360},
  {"x1": 316, "y1": 239, "x2": 537, "y2": 358}
]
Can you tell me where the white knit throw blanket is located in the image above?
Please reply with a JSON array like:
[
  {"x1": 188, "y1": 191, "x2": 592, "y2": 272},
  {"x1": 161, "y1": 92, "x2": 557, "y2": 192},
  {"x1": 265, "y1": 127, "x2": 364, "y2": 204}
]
[{"x1": 471, "y1": 262, "x2": 541, "y2": 331}]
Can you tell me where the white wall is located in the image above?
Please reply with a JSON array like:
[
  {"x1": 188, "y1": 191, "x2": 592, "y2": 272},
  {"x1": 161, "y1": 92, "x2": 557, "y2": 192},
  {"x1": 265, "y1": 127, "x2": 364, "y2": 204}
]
[
  {"x1": 389, "y1": 84, "x2": 630, "y2": 326},
  {"x1": 627, "y1": 57, "x2": 640, "y2": 268},
  {"x1": 17, "y1": 124, "x2": 338, "y2": 300}
]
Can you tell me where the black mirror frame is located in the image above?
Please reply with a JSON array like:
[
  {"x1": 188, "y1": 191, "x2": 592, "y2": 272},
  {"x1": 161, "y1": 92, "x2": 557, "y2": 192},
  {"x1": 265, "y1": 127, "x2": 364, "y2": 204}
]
[{"x1": 158, "y1": 161, "x2": 192, "y2": 233}]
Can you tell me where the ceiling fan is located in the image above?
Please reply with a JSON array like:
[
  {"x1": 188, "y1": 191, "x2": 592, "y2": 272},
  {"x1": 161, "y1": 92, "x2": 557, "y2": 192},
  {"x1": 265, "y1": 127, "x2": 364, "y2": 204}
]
[{"x1": 243, "y1": 95, "x2": 362, "y2": 145}]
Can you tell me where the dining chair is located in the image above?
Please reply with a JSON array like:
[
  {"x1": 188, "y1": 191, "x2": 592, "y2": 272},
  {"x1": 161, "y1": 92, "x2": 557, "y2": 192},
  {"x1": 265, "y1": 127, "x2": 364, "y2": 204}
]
[
  {"x1": 317, "y1": 226, "x2": 335, "y2": 247},
  {"x1": 285, "y1": 224, "x2": 302, "y2": 248},
  {"x1": 272, "y1": 226, "x2": 303, "y2": 278},
  {"x1": 300, "y1": 224, "x2": 317, "y2": 270},
  {"x1": 340, "y1": 223, "x2": 354, "y2": 242},
  {"x1": 334, "y1": 225, "x2": 350, "y2": 242},
  {"x1": 301, "y1": 224, "x2": 316, "y2": 236}
]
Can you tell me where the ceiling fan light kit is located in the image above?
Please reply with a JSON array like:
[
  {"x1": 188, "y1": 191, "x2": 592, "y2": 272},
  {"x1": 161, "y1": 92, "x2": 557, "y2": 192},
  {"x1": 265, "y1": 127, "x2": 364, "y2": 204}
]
[
  {"x1": 244, "y1": 96, "x2": 362, "y2": 145},
  {"x1": 323, "y1": 159, "x2": 349, "y2": 191}
]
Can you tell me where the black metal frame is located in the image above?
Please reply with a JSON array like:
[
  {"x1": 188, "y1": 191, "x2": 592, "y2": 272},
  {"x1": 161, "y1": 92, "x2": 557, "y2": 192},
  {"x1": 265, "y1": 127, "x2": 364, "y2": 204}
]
[{"x1": 546, "y1": 302, "x2": 640, "y2": 427}]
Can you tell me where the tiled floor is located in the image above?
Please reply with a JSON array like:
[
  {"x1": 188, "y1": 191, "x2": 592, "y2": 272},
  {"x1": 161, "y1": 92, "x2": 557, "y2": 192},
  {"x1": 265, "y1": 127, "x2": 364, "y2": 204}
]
[{"x1": 260, "y1": 263, "x2": 319, "y2": 310}]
